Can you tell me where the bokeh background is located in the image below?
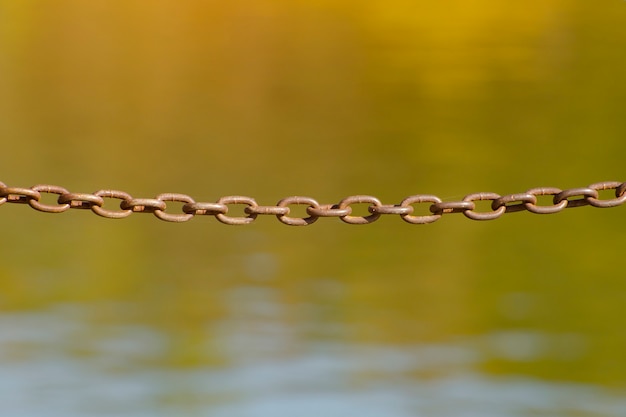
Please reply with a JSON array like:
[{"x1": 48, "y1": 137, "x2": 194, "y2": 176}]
[{"x1": 1, "y1": 1, "x2": 626, "y2": 416}]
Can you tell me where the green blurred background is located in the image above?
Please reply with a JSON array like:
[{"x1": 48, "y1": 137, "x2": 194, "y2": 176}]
[{"x1": 1, "y1": 1, "x2": 626, "y2": 415}]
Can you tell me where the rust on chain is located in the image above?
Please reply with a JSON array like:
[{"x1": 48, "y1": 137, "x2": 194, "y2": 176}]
[
  {"x1": 183, "y1": 202, "x2": 228, "y2": 216},
  {"x1": 338, "y1": 195, "x2": 382, "y2": 224},
  {"x1": 58, "y1": 193, "x2": 105, "y2": 209},
  {"x1": 276, "y1": 196, "x2": 320, "y2": 226},
  {"x1": 587, "y1": 181, "x2": 626, "y2": 208},
  {"x1": 28, "y1": 184, "x2": 71, "y2": 213},
  {"x1": 1, "y1": 180, "x2": 625, "y2": 225},
  {"x1": 215, "y1": 196, "x2": 258, "y2": 225},
  {"x1": 121, "y1": 198, "x2": 167, "y2": 213},
  {"x1": 400, "y1": 195, "x2": 442, "y2": 224},
  {"x1": 524, "y1": 187, "x2": 568, "y2": 214},
  {"x1": 307, "y1": 204, "x2": 352, "y2": 218},
  {"x1": 154, "y1": 193, "x2": 196, "y2": 222},
  {"x1": 91, "y1": 190, "x2": 133, "y2": 219},
  {"x1": 554, "y1": 187, "x2": 598, "y2": 209},
  {"x1": 0, "y1": 181, "x2": 6, "y2": 206},
  {"x1": 0, "y1": 186, "x2": 41, "y2": 204},
  {"x1": 430, "y1": 200, "x2": 474, "y2": 215},
  {"x1": 369, "y1": 204, "x2": 412, "y2": 216},
  {"x1": 492, "y1": 193, "x2": 536, "y2": 214},
  {"x1": 462, "y1": 192, "x2": 506, "y2": 221},
  {"x1": 399, "y1": 195, "x2": 442, "y2": 224},
  {"x1": 246, "y1": 205, "x2": 290, "y2": 216}
]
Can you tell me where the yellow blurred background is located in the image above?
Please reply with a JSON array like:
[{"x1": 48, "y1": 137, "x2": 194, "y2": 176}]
[{"x1": 1, "y1": 1, "x2": 625, "y2": 415}]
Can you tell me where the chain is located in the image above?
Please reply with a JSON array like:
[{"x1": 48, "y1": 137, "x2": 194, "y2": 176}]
[{"x1": 1, "y1": 180, "x2": 625, "y2": 226}]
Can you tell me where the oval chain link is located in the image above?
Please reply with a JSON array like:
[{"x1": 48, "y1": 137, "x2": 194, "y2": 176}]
[
  {"x1": 215, "y1": 196, "x2": 258, "y2": 225},
  {"x1": 399, "y1": 195, "x2": 442, "y2": 224},
  {"x1": 276, "y1": 196, "x2": 320, "y2": 226},
  {"x1": 0, "y1": 180, "x2": 624, "y2": 225},
  {"x1": 91, "y1": 190, "x2": 133, "y2": 219},
  {"x1": 338, "y1": 195, "x2": 382, "y2": 224},
  {"x1": 154, "y1": 193, "x2": 196, "y2": 223},
  {"x1": 28, "y1": 184, "x2": 71, "y2": 213},
  {"x1": 462, "y1": 192, "x2": 507, "y2": 220},
  {"x1": 586, "y1": 181, "x2": 626, "y2": 208},
  {"x1": 524, "y1": 187, "x2": 568, "y2": 214}
]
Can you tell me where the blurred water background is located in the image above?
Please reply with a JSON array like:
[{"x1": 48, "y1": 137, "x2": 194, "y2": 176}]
[{"x1": 1, "y1": 1, "x2": 626, "y2": 416}]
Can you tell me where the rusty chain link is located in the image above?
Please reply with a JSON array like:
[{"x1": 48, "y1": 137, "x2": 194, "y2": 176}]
[{"x1": 0, "y1": 180, "x2": 624, "y2": 226}]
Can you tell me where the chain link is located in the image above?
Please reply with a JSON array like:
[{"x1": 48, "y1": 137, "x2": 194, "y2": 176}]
[{"x1": 0, "y1": 180, "x2": 624, "y2": 226}]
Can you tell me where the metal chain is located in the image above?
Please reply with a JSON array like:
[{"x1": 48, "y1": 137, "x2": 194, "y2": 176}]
[{"x1": 1, "y1": 180, "x2": 625, "y2": 226}]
